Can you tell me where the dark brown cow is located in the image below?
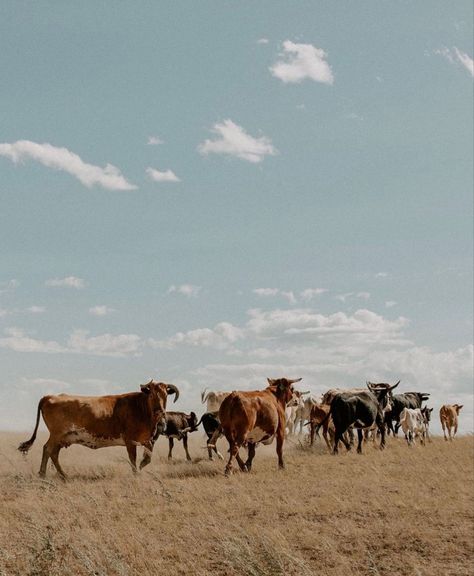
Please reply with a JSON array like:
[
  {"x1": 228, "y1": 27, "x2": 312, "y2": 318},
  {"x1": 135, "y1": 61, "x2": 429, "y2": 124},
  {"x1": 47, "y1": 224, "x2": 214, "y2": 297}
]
[
  {"x1": 18, "y1": 379, "x2": 179, "y2": 479},
  {"x1": 218, "y1": 377, "x2": 302, "y2": 476}
]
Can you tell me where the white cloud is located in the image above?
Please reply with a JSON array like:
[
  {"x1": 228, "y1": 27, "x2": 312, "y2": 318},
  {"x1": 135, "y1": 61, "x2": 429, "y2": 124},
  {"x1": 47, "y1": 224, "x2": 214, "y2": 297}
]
[
  {"x1": 270, "y1": 40, "x2": 334, "y2": 85},
  {"x1": 0, "y1": 308, "x2": 8, "y2": 318},
  {"x1": 149, "y1": 321, "x2": 244, "y2": 351},
  {"x1": 385, "y1": 301, "x2": 397, "y2": 308},
  {"x1": 356, "y1": 292, "x2": 371, "y2": 300},
  {"x1": 0, "y1": 328, "x2": 65, "y2": 354},
  {"x1": 436, "y1": 47, "x2": 474, "y2": 77},
  {"x1": 0, "y1": 279, "x2": 19, "y2": 295},
  {"x1": 0, "y1": 140, "x2": 136, "y2": 191},
  {"x1": 67, "y1": 330, "x2": 142, "y2": 357},
  {"x1": 257, "y1": 38, "x2": 269, "y2": 45},
  {"x1": 300, "y1": 288, "x2": 327, "y2": 301},
  {"x1": 89, "y1": 305, "x2": 116, "y2": 317},
  {"x1": 281, "y1": 291, "x2": 297, "y2": 305},
  {"x1": 147, "y1": 135, "x2": 164, "y2": 145},
  {"x1": 167, "y1": 284, "x2": 201, "y2": 298},
  {"x1": 45, "y1": 276, "x2": 87, "y2": 289},
  {"x1": 0, "y1": 327, "x2": 142, "y2": 357},
  {"x1": 253, "y1": 288, "x2": 298, "y2": 304},
  {"x1": 375, "y1": 272, "x2": 388, "y2": 278},
  {"x1": 336, "y1": 292, "x2": 370, "y2": 303},
  {"x1": 253, "y1": 288, "x2": 280, "y2": 297},
  {"x1": 146, "y1": 167, "x2": 180, "y2": 183},
  {"x1": 27, "y1": 306, "x2": 46, "y2": 314},
  {"x1": 197, "y1": 119, "x2": 277, "y2": 164}
]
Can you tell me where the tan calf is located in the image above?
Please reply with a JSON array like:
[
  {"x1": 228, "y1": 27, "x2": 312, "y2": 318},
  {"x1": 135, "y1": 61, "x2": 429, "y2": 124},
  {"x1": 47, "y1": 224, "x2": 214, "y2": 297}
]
[{"x1": 439, "y1": 404, "x2": 463, "y2": 441}]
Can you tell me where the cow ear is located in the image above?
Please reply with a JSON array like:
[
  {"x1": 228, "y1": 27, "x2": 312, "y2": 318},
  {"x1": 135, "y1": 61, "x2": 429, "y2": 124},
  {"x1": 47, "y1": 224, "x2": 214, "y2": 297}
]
[
  {"x1": 429, "y1": 408, "x2": 433, "y2": 413},
  {"x1": 267, "y1": 378, "x2": 275, "y2": 386},
  {"x1": 457, "y1": 405, "x2": 463, "y2": 411},
  {"x1": 140, "y1": 384, "x2": 151, "y2": 394}
]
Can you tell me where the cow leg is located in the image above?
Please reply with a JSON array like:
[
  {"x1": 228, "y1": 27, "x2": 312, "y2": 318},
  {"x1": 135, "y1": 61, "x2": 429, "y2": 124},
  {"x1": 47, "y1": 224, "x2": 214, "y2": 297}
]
[
  {"x1": 168, "y1": 437, "x2": 174, "y2": 460},
  {"x1": 454, "y1": 421, "x2": 458, "y2": 439},
  {"x1": 182, "y1": 434, "x2": 192, "y2": 461},
  {"x1": 245, "y1": 443, "x2": 256, "y2": 471},
  {"x1": 441, "y1": 420, "x2": 448, "y2": 440},
  {"x1": 378, "y1": 420, "x2": 386, "y2": 450},
  {"x1": 225, "y1": 441, "x2": 238, "y2": 476},
  {"x1": 234, "y1": 448, "x2": 247, "y2": 471},
  {"x1": 276, "y1": 427, "x2": 285, "y2": 469},
  {"x1": 325, "y1": 428, "x2": 334, "y2": 452},
  {"x1": 139, "y1": 441, "x2": 154, "y2": 469},
  {"x1": 356, "y1": 429, "x2": 364, "y2": 454},
  {"x1": 125, "y1": 442, "x2": 137, "y2": 472},
  {"x1": 207, "y1": 437, "x2": 213, "y2": 460},
  {"x1": 309, "y1": 422, "x2": 315, "y2": 446},
  {"x1": 39, "y1": 441, "x2": 51, "y2": 478},
  {"x1": 49, "y1": 445, "x2": 67, "y2": 481}
]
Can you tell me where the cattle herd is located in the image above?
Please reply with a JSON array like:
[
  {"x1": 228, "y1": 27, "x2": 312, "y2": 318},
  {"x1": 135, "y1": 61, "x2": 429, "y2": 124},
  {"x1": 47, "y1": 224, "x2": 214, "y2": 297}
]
[{"x1": 18, "y1": 378, "x2": 464, "y2": 479}]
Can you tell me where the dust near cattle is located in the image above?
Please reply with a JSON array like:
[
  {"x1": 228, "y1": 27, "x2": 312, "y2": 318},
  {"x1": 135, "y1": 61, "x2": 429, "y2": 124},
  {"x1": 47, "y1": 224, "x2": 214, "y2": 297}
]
[{"x1": 0, "y1": 433, "x2": 472, "y2": 576}]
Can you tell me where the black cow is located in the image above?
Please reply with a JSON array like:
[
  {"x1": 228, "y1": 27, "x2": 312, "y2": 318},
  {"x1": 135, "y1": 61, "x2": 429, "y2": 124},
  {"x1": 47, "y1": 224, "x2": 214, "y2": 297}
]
[
  {"x1": 330, "y1": 381, "x2": 399, "y2": 454},
  {"x1": 384, "y1": 392, "x2": 430, "y2": 435},
  {"x1": 156, "y1": 411, "x2": 199, "y2": 461},
  {"x1": 195, "y1": 411, "x2": 224, "y2": 460}
]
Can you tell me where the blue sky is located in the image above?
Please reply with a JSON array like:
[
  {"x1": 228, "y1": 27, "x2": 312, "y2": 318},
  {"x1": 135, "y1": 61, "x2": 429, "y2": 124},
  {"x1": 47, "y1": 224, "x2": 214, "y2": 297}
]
[{"x1": 0, "y1": 2, "x2": 472, "y2": 432}]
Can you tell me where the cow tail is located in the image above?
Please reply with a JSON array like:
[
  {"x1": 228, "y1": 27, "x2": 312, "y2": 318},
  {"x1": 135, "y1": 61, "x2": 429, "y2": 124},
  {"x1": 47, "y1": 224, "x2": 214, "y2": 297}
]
[{"x1": 18, "y1": 397, "x2": 46, "y2": 454}]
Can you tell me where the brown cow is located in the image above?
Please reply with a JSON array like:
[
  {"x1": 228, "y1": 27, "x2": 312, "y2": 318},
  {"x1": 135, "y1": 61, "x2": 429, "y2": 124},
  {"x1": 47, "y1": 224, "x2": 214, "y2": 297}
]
[
  {"x1": 308, "y1": 402, "x2": 333, "y2": 450},
  {"x1": 18, "y1": 379, "x2": 179, "y2": 479},
  {"x1": 439, "y1": 404, "x2": 463, "y2": 441},
  {"x1": 218, "y1": 377, "x2": 302, "y2": 476}
]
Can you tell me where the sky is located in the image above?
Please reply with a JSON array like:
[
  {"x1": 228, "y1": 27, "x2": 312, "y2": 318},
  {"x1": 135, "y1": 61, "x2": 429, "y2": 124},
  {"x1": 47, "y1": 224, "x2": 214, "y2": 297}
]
[{"x1": 0, "y1": 1, "x2": 472, "y2": 433}]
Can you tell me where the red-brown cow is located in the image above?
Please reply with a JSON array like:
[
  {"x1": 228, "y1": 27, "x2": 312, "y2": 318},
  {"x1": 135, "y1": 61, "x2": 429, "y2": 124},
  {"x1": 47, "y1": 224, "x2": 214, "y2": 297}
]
[
  {"x1": 218, "y1": 377, "x2": 302, "y2": 476},
  {"x1": 439, "y1": 404, "x2": 463, "y2": 440},
  {"x1": 18, "y1": 379, "x2": 179, "y2": 479}
]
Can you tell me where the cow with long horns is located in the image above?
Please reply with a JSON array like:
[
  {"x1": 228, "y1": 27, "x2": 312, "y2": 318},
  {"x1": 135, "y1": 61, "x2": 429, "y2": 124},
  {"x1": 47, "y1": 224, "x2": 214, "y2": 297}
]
[
  {"x1": 217, "y1": 377, "x2": 302, "y2": 475},
  {"x1": 18, "y1": 379, "x2": 179, "y2": 479},
  {"x1": 328, "y1": 381, "x2": 400, "y2": 454}
]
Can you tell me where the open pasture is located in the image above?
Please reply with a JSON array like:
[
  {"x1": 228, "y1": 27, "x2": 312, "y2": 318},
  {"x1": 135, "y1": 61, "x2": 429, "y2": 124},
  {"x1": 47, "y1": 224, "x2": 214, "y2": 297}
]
[{"x1": 0, "y1": 432, "x2": 472, "y2": 576}]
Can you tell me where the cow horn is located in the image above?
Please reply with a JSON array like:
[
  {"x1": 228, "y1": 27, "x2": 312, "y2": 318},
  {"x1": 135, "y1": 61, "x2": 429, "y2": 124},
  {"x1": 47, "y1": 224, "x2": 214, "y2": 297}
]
[
  {"x1": 389, "y1": 380, "x2": 400, "y2": 391},
  {"x1": 166, "y1": 384, "x2": 180, "y2": 403},
  {"x1": 267, "y1": 378, "x2": 276, "y2": 386},
  {"x1": 366, "y1": 381, "x2": 376, "y2": 389},
  {"x1": 301, "y1": 390, "x2": 310, "y2": 395},
  {"x1": 289, "y1": 378, "x2": 303, "y2": 384}
]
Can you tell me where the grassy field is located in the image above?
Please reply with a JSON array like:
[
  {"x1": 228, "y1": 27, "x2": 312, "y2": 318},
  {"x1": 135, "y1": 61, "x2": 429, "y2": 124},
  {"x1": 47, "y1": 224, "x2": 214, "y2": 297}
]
[{"x1": 0, "y1": 431, "x2": 472, "y2": 576}]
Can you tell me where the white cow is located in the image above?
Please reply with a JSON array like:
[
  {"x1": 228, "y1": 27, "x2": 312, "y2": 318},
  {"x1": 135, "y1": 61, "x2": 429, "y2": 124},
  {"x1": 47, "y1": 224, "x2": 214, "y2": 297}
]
[
  {"x1": 294, "y1": 393, "x2": 318, "y2": 434},
  {"x1": 201, "y1": 388, "x2": 230, "y2": 413},
  {"x1": 400, "y1": 408, "x2": 426, "y2": 446}
]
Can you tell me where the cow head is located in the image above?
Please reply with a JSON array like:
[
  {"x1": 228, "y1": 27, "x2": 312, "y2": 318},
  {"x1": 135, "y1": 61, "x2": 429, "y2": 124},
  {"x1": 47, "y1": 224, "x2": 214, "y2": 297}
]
[
  {"x1": 140, "y1": 380, "x2": 180, "y2": 434},
  {"x1": 187, "y1": 411, "x2": 199, "y2": 432},
  {"x1": 267, "y1": 377, "x2": 302, "y2": 405},
  {"x1": 367, "y1": 381, "x2": 399, "y2": 414},
  {"x1": 421, "y1": 406, "x2": 433, "y2": 424}
]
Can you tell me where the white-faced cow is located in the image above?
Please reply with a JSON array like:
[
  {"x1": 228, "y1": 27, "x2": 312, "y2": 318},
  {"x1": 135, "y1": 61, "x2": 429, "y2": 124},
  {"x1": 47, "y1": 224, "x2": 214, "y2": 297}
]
[
  {"x1": 381, "y1": 390, "x2": 430, "y2": 436},
  {"x1": 201, "y1": 388, "x2": 230, "y2": 413},
  {"x1": 439, "y1": 404, "x2": 463, "y2": 441},
  {"x1": 399, "y1": 408, "x2": 426, "y2": 446},
  {"x1": 18, "y1": 380, "x2": 179, "y2": 479},
  {"x1": 329, "y1": 381, "x2": 399, "y2": 454},
  {"x1": 285, "y1": 389, "x2": 310, "y2": 435},
  {"x1": 218, "y1": 377, "x2": 302, "y2": 475}
]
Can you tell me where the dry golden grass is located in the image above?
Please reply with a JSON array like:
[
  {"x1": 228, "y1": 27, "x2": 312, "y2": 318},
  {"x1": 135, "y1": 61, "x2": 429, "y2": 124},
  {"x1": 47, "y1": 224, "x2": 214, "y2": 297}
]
[{"x1": 0, "y1": 432, "x2": 472, "y2": 576}]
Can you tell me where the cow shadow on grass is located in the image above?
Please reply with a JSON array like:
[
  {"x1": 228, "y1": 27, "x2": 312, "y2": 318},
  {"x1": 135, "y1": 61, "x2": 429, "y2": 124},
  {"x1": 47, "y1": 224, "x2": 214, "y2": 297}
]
[{"x1": 161, "y1": 461, "x2": 222, "y2": 479}]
